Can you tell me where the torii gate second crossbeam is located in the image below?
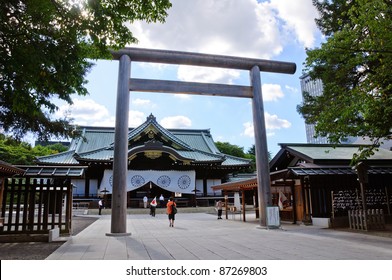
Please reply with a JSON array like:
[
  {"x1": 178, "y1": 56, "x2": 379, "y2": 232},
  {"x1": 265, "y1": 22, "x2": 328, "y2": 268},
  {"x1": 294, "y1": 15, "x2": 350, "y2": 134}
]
[{"x1": 108, "y1": 48, "x2": 296, "y2": 235}]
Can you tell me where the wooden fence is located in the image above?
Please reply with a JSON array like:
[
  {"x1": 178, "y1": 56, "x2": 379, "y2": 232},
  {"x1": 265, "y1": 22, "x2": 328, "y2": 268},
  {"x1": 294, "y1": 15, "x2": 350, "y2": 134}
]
[
  {"x1": 0, "y1": 177, "x2": 72, "y2": 239},
  {"x1": 348, "y1": 209, "x2": 386, "y2": 231}
]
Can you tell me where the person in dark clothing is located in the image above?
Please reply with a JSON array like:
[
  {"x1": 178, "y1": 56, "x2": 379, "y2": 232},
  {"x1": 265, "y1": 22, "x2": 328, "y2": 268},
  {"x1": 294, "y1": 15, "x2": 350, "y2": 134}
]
[{"x1": 216, "y1": 200, "x2": 223, "y2": 219}]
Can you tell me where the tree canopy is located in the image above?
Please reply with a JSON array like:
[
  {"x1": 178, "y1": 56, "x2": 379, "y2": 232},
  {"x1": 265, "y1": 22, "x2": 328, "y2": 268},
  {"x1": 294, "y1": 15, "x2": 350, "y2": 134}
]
[
  {"x1": 0, "y1": 133, "x2": 68, "y2": 165},
  {"x1": 215, "y1": 142, "x2": 273, "y2": 173},
  {"x1": 297, "y1": 0, "x2": 392, "y2": 161},
  {"x1": 0, "y1": 0, "x2": 171, "y2": 141},
  {"x1": 215, "y1": 141, "x2": 246, "y2": 158}
]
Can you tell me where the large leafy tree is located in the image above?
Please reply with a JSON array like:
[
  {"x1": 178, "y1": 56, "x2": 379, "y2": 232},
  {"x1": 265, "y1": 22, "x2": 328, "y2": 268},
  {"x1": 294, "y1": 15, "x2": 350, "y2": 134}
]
[
  {"x1": 297, "y1": 0, "x2": 392, "y2": 160},
  {"x1": 0, "y1": 133, "x2": 68, "y2": 164},
  {"x1": 0, "y1": 0, "x2": 171, "y2": 141},
  {"x1": 215, "y1": 141, "x2": 246, "y2": 158}
]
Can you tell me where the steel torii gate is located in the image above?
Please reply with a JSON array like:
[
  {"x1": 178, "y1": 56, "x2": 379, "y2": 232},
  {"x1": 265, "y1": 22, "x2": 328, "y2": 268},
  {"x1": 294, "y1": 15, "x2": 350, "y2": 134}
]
[{"x1": 107, "y1": 48, "x2": 296, "y2": 235}]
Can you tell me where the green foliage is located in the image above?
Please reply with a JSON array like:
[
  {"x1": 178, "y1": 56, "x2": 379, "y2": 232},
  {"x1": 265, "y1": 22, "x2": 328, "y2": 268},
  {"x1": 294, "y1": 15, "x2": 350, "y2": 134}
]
[
  {"x1": 215, "y1": 142, "x2": 272, "y2": 173},
  {"x1": 0, "y1": 0, "x2": 171, "y2": 141},
  {"x1": 246, "y1": 144, "x2": 272, "y2": 161},
  {"x1": 215, "y1": 141, "x2": 246, "y2": 158},
  {"x1": 247, "y1": 144, "x2": 255, "y2": 156},
  {"x1": 297, "y1": 0, "x2": 392, "y2": 161},
  {"x1": 0, "y1": 133, "x2": 69, "y2": 164}
]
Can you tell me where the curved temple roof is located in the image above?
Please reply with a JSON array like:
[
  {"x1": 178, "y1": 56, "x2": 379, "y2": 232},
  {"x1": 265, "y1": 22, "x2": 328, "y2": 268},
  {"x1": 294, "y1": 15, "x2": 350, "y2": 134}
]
[{"x1": 36, "y1": 114, "x2": 251, "y2": 168}]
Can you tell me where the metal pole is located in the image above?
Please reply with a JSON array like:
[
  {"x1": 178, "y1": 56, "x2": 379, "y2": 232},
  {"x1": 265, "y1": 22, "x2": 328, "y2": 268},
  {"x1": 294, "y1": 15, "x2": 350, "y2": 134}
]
[
  {"x1": 108, "y1": 54, "x2": 131, "y2": 236},
  {"x1": 250, "y1": 65, "x2": 272, "y2": 227}
]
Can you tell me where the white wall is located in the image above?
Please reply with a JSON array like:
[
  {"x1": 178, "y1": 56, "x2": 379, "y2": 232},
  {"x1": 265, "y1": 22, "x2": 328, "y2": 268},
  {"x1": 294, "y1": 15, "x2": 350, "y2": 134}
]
[
  {"x1": 195, "y1": 179, "x2": 204, "y2": 194},
  {"x1": 207, "y1": 179, "x2": 221, "y2": 195},
  {"x1": 195, "y1": 179, "x2": 222, "y2": 195},
  {"x1": 72, "y1": 178, "x2": 98, "y2": 197}
]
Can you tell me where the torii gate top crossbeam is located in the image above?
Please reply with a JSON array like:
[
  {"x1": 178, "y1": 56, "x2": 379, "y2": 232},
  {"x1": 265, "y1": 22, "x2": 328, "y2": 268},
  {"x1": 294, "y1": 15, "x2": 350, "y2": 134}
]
[{"x1": 111, "y1": 47, "x2": 296, "y2": 74}]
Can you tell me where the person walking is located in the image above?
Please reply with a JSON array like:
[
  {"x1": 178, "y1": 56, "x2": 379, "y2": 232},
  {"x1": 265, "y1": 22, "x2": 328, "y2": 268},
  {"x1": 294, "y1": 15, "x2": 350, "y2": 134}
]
[
  {"x1": 166, "y1": 197, "x2": 177, "y2": 227},
  {"x1": 216, "y1": 200, "x2": 223, "y2": 219},
  {"x1": 143, "y1": 195, "x2": 148, "y2": 208},
  {"x1": 150, "y1": 197, "x2": 157, "y2": 217},
  {"x1": 159, "y1": 194, "x2": 165, "y2": 208},
  {"x1": 98, "y1": 199, "x2": 103, "y2": 215}
]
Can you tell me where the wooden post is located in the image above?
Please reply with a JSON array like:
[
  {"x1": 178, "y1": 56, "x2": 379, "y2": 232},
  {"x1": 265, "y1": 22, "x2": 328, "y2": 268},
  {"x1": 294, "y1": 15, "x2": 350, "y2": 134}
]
[
  {"x1": 108, "y1": 54, "x2": 131, "y2": 235},
  {"x1": 356, "y1": 162, "x2": 368, "y2": 231},
  {"x1": 0, "y1": 178, "x2": 5, "y2": 227},
  {"x1": 385, "y1": 187, "x2": 390, "y2": 215},
  {"x1": 240, "y1": 190, "x2": 245, "y2": 222},
  {"x1": 250, "y1": 65, "x2": 272, "y2": 227},
  {"x1": 225, "y1": 193, "x2": 228, "y2": 220}
]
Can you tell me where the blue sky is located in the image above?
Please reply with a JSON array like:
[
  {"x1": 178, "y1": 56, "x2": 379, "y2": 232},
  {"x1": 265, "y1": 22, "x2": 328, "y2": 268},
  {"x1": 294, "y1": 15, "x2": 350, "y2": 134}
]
[{"x1": 53, "y1": 0, "x2": 323, "y2": 157}]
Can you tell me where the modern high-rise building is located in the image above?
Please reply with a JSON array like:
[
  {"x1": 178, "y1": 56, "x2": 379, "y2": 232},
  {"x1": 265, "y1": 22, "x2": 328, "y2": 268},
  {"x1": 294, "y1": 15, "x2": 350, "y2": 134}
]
[
  {"x1": 299, "y1": 73, "x2": 392, "y2": 150},
  {"x1": 299, "y1": 73, "x2": 328, "y2": 144}
]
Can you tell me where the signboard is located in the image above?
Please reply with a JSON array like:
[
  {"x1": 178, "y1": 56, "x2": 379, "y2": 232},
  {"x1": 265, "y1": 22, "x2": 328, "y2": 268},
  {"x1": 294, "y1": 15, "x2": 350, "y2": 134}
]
[{"x1": 266, "y1": 206, "x2": 280, "y2": 228}]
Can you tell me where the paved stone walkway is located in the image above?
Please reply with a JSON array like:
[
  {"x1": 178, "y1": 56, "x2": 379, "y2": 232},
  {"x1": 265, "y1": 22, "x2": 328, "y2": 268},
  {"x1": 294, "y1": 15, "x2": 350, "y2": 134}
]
[{"x1": 46, "y1": 212, "x2": 392, "y2": 260}]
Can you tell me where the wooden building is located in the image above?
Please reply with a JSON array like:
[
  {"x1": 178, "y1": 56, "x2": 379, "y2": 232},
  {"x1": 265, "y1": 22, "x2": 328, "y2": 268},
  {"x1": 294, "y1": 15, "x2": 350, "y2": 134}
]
[
  {"x1": 213, "y1": 143, "x2": 392, "y2": 227},
  {"x1": 35, "y1": 114, "x2": 251, "y2": 207},
  {"x1": 0, "y1": 160, "x2": 25, "y2": 227}
]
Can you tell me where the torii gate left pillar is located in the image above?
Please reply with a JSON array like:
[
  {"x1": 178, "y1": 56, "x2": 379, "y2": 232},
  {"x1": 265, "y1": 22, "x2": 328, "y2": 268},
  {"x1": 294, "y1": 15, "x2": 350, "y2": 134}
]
[{"x1": 106, "y1": 55, "x2": 131, "y2": 236}]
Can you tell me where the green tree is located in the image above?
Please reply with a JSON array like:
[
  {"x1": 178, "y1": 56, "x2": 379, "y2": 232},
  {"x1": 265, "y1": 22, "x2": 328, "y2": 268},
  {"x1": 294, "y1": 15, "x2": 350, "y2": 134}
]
[
  {"x1": 0, "y1": 0, "x2": 171, "y2": 141},
  {"x1": 215, "y1": 141, "x2": 246, "y2": 158},
  {"x1": 245, "y1": 144, "x2": 272, "y2": 173},
  {"x1": 247, "y1": 144, "x2": 255, "y2": 156},
  {"x1": 297, "y1": 0, "x2": 392, "y2": 161},
  {"x1": 0, "y1": 134, "x2": 68, "y2": 164}
]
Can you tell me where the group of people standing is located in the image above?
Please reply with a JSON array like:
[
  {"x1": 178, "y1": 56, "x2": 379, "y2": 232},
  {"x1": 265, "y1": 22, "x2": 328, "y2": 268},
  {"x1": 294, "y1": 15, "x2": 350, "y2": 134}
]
[
  {"x1": 143, "y1": 194, "x2": 177, "y2": 227},
  {"x1": 143, "y1": 194, "x2": 166, "y2": 209},
  {"x1": 98, "y1": 196, "x2": 224, "y2": 226}
]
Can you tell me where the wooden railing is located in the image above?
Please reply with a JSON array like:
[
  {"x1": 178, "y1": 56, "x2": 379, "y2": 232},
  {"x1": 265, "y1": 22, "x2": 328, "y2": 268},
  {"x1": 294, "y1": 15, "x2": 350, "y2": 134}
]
[
  {"x1": 0, "y1": 178, "x2": 72, "y2": 238},
  {"x1": 348, "y1": 209, "x2": 386, "y2": 231}
]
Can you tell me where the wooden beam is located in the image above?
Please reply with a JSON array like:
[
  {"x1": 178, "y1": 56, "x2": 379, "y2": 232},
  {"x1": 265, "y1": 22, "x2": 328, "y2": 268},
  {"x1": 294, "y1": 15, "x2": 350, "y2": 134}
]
[
  {"x1": 250, "y1": 65, "x2": 272, "y2": 227},
  {"x1": 130, "y1": 78, "x2": 253, "y2": 98},
  {"x1": 112, "y1": 47, "x2": 296, "y2": 74}
]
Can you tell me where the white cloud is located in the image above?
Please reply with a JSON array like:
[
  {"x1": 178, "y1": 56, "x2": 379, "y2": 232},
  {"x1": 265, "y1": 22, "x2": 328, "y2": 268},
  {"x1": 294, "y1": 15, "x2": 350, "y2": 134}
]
[
  {"x1": 160, "y1": 116, "x2": 192, "y2": 128},
  {"x1": 269, "y1": 0, "x2": 319, "y2": 48},
  {"x1": 177, "y1": 65, "x2": 241, "y2": 84},
  {"x1": 265, "y1": 112, "x2": 291, "y2": 129},
  {"x1": 129, "y1": 0, "x2": 287, "y2": 83},
  {"x1": 57, "y1": 99, "x2": 110, "y2": 125},
  {"x1": 131, "y1": 98, "x2": 157, "y2": 110},
  {"x1": 131, "y1": 0, "x2": 283, "y2": 58},
  {"x1": 56, "y1": 99, "x2": 146, "y2": 128},
  {"x1": 128, "y1": 0, "x2": 319, "y2": 85},
  {"x1": 242, "y1": 112, "x2": 291, "y2": 137},
  {"x1": 173, "y1": 93, "x2": 192, "y2": 100},
  {"x1": 243, "y1": 122, "x2": 255, "y2": 138},
  {"x1": 285, "y1": 85, "x2": 299, "y2": 94},
  {"x1": 262, "y1": 84, "x2": 284, "y2": 101},
  {"x1": 132, "y1": 98, "x2": 151, "y2": 106},
  {"x1": 128, "y1": 111, "x2": 146, "y2": 127}
]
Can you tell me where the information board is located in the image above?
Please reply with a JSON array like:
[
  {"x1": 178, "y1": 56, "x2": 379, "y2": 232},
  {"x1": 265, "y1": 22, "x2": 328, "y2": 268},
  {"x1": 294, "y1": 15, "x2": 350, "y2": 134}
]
[{"x1": 266, "y1": 206, "x2": 280, "y2": 228}]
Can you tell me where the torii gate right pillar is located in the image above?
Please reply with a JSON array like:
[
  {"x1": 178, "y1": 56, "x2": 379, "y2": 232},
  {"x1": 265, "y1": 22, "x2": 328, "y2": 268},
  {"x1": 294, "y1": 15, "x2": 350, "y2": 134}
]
[{"x1": 250, "y1": 65, "x2": 272, "y2": 227}]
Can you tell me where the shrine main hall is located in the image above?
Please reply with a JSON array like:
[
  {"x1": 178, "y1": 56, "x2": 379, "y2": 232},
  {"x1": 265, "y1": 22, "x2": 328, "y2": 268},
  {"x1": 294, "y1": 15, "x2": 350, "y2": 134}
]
[{"x1": 36, "y1": 114, "x2": 251, "y2": 207}]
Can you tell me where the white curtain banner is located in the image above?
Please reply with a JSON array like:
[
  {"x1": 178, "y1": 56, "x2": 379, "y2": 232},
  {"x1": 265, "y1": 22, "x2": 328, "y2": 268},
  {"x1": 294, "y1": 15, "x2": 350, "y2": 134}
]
[{"x1": 99, "y1": 169, "x2": 196, "y2": 194}]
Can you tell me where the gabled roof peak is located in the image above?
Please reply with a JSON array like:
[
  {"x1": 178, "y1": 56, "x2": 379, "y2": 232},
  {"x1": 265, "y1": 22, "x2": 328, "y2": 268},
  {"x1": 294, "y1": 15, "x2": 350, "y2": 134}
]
[
  {"x1": 147, "y1": 113, "x2": 156, "y2": 121},
  {"x1": 124, "y1": 113, "x2": 193, "y2": 151}
]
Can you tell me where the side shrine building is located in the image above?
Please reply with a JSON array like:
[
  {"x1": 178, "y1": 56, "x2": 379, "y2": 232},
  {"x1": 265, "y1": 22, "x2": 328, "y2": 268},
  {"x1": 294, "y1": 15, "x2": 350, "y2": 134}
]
[{"x1": 35, "y1": 114, "x2": 251, "y2": 207}]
